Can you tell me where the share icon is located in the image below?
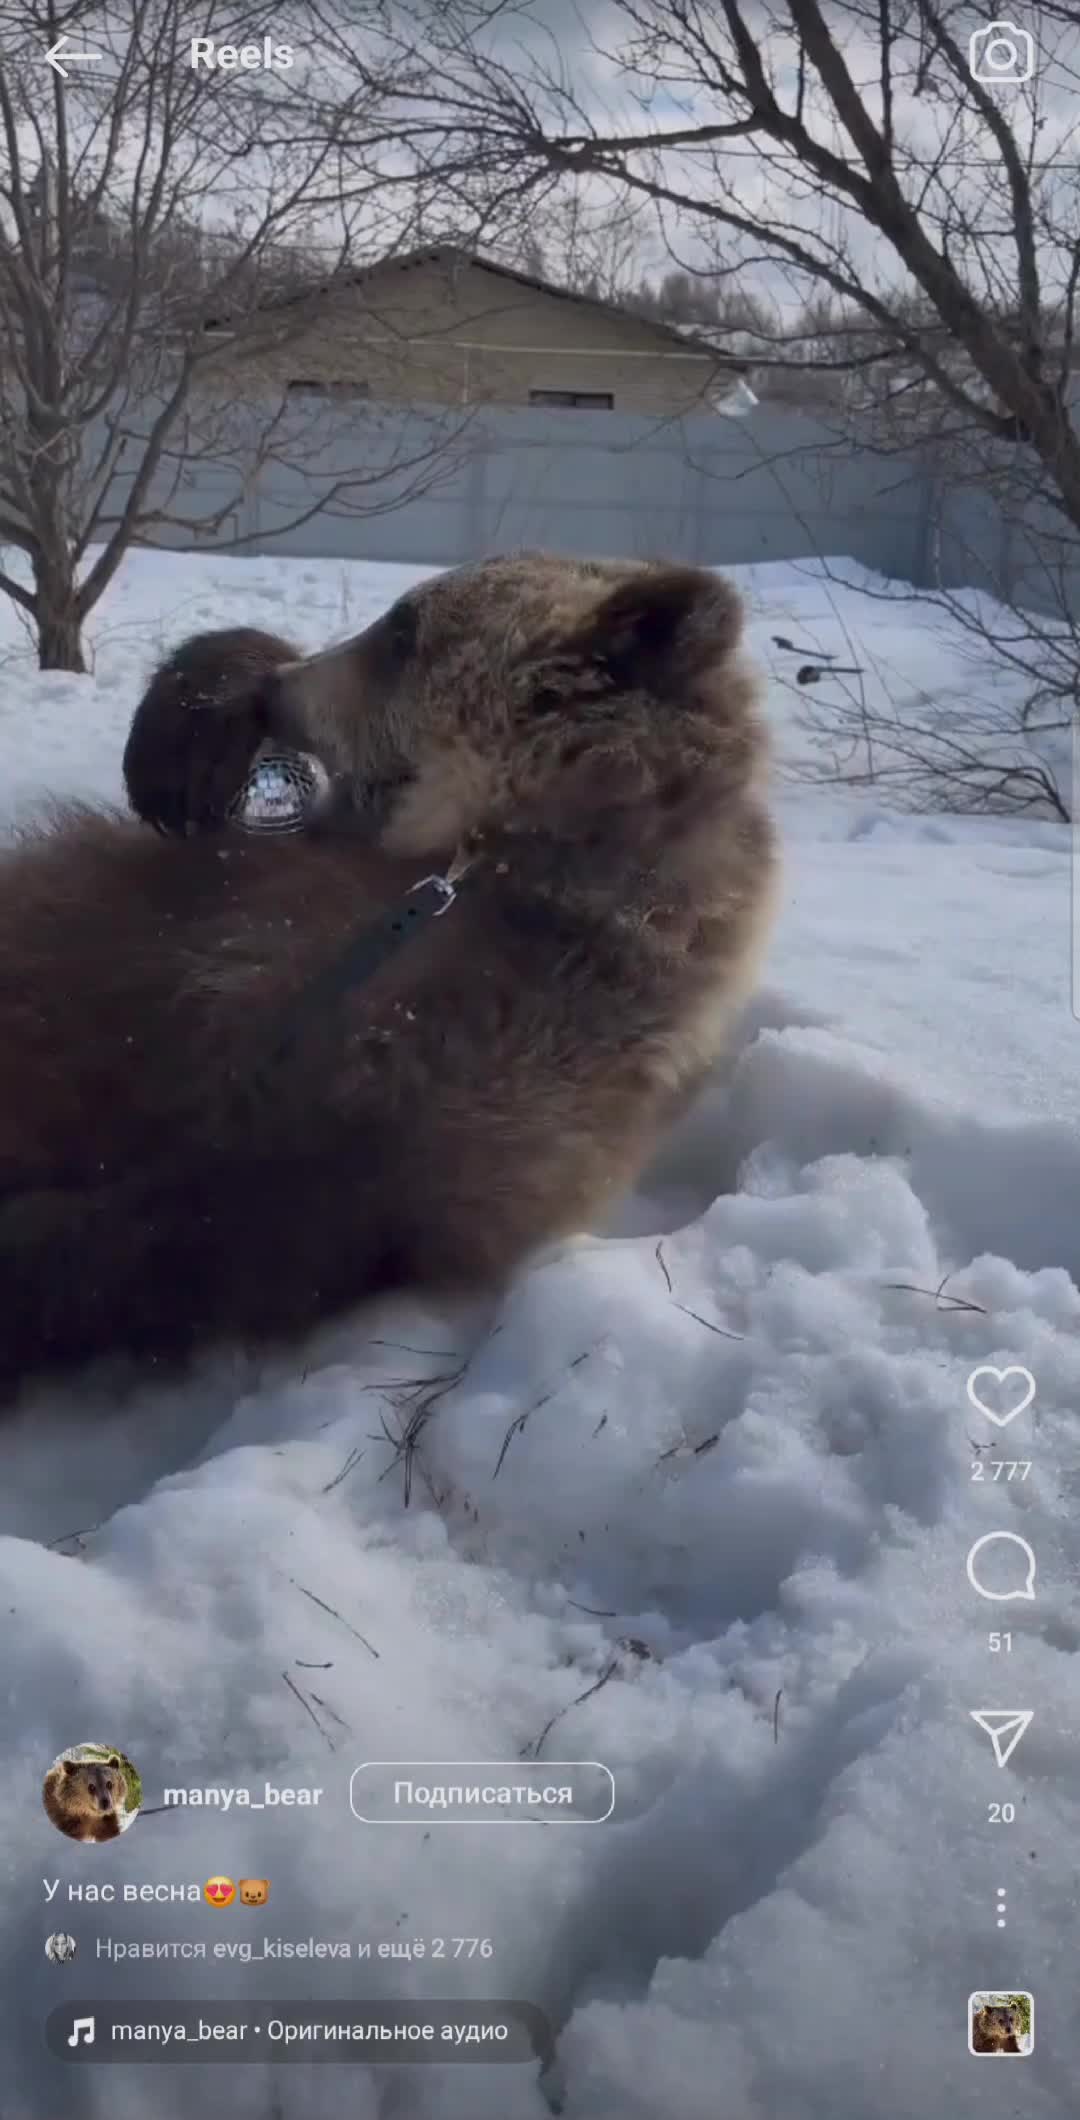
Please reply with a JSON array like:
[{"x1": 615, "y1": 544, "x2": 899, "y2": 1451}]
[{"x1": 970, "y1": 1710, "x2": 1033, "y2": 1769}]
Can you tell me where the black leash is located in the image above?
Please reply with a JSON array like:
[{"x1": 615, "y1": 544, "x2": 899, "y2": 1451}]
[
  {"x1": 259, "y1": 866, "x2": 468, "y2": 1080},
  {"x1": 0, "y1": 866, "x2": 474, "y2": 1222}
]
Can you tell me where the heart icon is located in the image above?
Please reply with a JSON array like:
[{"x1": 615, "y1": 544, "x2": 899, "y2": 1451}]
[{"x1": 966, "y1": 1365, "x2": 1036, "y2": 1429}]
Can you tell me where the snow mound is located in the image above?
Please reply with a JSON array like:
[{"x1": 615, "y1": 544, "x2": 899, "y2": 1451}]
[{"x1": 6, "y1": 1011, "x2": 1079, "y2": 2118}]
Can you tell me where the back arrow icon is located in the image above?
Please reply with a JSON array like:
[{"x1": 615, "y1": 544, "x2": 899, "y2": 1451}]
[{"x1": 44, "y1": 36, "x2": 102, "y2": 79}]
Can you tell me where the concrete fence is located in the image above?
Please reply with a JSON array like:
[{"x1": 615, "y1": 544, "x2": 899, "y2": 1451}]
[
  {"x1": 932, "y1": 470, "x2": 1080, "y2": 619},
  {"x1": 107, "y1": 398, "x2": 1077, "y2": 617}
]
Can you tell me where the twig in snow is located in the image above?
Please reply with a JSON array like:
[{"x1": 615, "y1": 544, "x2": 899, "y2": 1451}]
[
  {"x1": 289, "y1": 1578, "x2": 380, "y2": 1658},
  {"x1": 322, "y1": 1443, "x2": 366, "y2": 1493},
  {"x1": 655, "y1": 1238, "x2": 742, "y2": 1338},
  {"x1": 282, "y1": 1669, "x2": 336, "y2": 1751},
  {"x1": 773, "y1": 1688, "x2": 783, "y2": 1744},
  {"x1": 671, "y1": 1300, "x2": 744, "y2": 1340},
  {"x1": 309, "y1": 1692, "x2": 351, "y2": 1732},
  {"x1": 619, "y1": 1636, "x2": 654, "y2": 1663},
  {"x1": 882, "y1": 1271, "x2": 988, "y2": 1315},
  {"x1": 796, "y1": 661, "x2": 865, "y2": 686},
  {"x1": 656, "y1": 1431, "x2": 719, "y2": 1465},
  {"x1": 773, "y1": 634, "x2": 840, "y2": 659},
  {"x1": 376, "y1": 1319, "x2": 505, "y2": 1506},
  {"x1": 522, "y1": 1657, "x2": 620, "y2": 1761},
  {"x1": 376, "y1": 1356, "x2": 473, "y2": 1505},
  {"x1": 492, "y1": 1349, "x2": 596, "y2": 1480},
  {"x1": 369, "y1": 1339, "x2": 457, "y2": 1358},
  {"x1": 47, "y1": 1522, "x2": 101, "y2": 1551}
]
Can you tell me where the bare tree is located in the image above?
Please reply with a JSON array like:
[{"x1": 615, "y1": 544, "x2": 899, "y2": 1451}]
[
  {"x1": 323, "y1": 0, "x2": 1080, "y2": 518},
  {"x1": 0, "y1": 0, "x2": 465, "y2": 669},
  {"x1": 300, "y1": 0, "x2": 1080, "y2": 811},
  {"x1": 772, "y1": 588, "x2": 1071, "y2": 820}
]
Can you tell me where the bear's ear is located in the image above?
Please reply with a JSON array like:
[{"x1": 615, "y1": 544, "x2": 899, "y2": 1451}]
[
  {"x1": 575, "y1": 566, "x2": 743, "y2": 689},
  {"x1": 63, "y1": 1759, "x2": 79, "y2": 1776},
  {"x1": 107, "y1": 1755, "x2": 121, "y2": 1768}
]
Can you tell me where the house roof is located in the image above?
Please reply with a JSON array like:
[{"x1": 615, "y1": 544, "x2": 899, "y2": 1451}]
[
  {"x1": 206, "y1": 243, "x2": 750, "y2": 373},
  {"x1": 381, "y1": 245, "x2": 750, "y2": 368}
]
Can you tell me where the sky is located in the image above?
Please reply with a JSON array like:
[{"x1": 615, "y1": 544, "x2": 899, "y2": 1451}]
[
  {"x1": 4, "y1": 0, "x2": 1078, "y2": 329},
  {"x1": 353, "y1": 0, "x2": 1080, "y2": 322}
]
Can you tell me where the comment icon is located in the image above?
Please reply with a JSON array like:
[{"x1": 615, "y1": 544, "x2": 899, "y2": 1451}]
[{"x1": 966, "y1": 1532, "x2": 1037, "y2": 1602}]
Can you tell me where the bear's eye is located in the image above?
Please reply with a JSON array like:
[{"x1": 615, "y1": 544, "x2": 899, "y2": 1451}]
[{"x1": 530, "y1": 683, "x2": 565, "y2": 718}]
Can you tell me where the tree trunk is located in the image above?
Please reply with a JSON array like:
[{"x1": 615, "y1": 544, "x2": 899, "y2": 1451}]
[{"x1": 32, "y1": 560, "x2": 85, "y2": 673}]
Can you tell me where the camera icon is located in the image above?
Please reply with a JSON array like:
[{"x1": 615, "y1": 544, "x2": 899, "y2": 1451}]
[{"x1": 968, "y1": 20, "x2": 1034, "y2": 81}]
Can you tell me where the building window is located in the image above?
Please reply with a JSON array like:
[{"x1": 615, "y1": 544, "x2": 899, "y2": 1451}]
[
  {"x1": 528, "y1": 388, "x2": 614, "y2": 409},
  {"x1": 286, "y1": 378, "x2": 370, "y2": 400}
]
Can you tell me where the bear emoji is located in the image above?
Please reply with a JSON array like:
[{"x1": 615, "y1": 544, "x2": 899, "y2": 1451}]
[
  {"x1": 239, "y1": 1879, "x2": 270, "y2": 1907},
  {"x1": 43, "y1": 1755, "x2": 129, "y2": 1843},
  {"x1": 0, "y1": 552, "x2": 777, "y2": 1397}
]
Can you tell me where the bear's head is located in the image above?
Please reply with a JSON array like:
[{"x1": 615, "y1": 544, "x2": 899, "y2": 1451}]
[
  {"x1": 973, "y1": 2003, "x2": 1022, "y2": 2050},
  {"x1": 63, "y1": 1755, "x2": 126, "y2": 1815},
  {"x1": 260, "y1": 552, "x2": 763, "y2": 863}
]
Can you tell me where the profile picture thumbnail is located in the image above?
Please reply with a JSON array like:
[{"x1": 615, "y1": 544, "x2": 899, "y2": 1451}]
[
  {"x1": 968, "y1": 1991, "x2": 1033, "y2": 2056},
  {"x1": 42, "y1": 1741, "x2": 142, "y2": 1844}
]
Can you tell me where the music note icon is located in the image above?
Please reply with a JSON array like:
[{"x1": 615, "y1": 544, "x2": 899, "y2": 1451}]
[{"x1": 67, "y1": 2016, "x2": 95, "y2": 2047}]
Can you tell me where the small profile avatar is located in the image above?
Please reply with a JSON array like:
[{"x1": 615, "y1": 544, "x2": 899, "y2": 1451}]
[
  {"x1": 42, "y1": 1742, "x2": 142, "y2": 1844},
  {"x1": 45, "y1": 1932, "x2": 77, "y2": 1965},
  {"x1": 968, "y1": 1991, "x2": 1033, "y2": 2056}
]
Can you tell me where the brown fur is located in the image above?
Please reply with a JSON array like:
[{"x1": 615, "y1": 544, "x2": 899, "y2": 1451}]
[
  {"x1": 43, "y1": 1756, "x2": 128, "y2": 1842},
  {"x1": 122, "y1": 626, "x2": 300, "y2": 834},
  {"x1": 0, "y1": 551, "x2": 777, "y2": 1398},
  {"x1": 971, "y1": 2003, "x2": 1022, "y2": 2054}
]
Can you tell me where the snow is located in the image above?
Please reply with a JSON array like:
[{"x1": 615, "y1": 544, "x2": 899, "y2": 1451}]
[{"x1": 2, "y1": 546, "x2": 1078, "y2": 2118}]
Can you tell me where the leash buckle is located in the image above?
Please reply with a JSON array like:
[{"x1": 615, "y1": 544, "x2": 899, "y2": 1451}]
[
  {"x1": 411, "y1": 851, "x2": 473, "y2": 915},
  {"x1": 409, "y1": 873, "x2": 459, "y2": 917}
]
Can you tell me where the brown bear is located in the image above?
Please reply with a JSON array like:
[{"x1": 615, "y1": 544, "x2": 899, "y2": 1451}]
[
  {"x1": 43, "y1": 1755, "x2": 128, "y2": 1842},
  {"x1": 0, "y1": 551, "x2": 777, "y2": 1400},
  {"x1": 971, "y1": 2001, "x2": 1023, "y2": 2054}
]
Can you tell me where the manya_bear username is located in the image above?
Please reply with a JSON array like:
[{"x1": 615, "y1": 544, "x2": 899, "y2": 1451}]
[{"x1": 0, "y1": 550, "x2": 779, "y2": 1399}]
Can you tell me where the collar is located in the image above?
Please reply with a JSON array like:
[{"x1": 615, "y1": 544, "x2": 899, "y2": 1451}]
[{"x1": 263, "y1": 852, "x2": 475, "y2": 1078}]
